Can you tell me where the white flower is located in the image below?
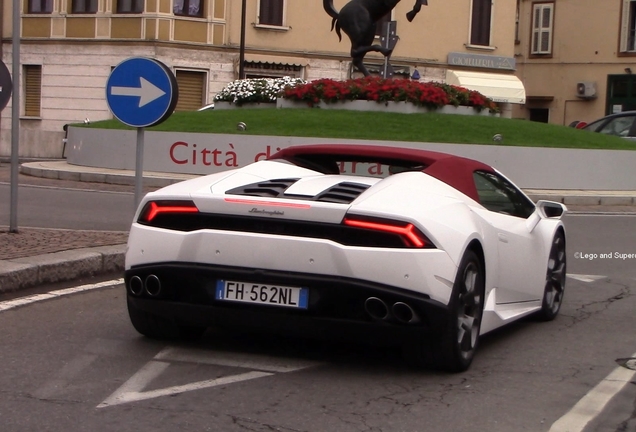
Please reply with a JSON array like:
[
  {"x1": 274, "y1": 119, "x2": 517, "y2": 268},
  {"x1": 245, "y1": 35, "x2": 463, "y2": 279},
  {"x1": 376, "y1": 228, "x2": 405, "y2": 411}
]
[{"x1": 214, "y1": 77, "x2": 307, "y2": 105}]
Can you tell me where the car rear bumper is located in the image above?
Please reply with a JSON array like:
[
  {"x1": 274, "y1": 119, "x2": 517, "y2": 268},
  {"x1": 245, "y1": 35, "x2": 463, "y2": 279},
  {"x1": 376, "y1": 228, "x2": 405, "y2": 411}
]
[
  {"x1": 126, "y1": 224, "x2": 458, "y2": 305},
  {"x1": 125, "y1": 263, "x2": 452, "y2": 343}
]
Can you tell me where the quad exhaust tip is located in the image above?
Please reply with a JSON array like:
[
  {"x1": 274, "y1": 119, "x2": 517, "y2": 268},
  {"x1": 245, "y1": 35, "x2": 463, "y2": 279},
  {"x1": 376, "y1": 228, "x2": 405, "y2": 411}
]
[
  {"x1": 144, "y1": 275, "x2": 162, "y2": 297},
  {"x1": 364, "y1": 297, "x2": 420, "y2": 324},
  {"x1": 364, "y1": 297, "x2": 389, "y2": 321},
  {"x1": 129, "y1": 276, "x2": 144, "y2": 296},
  {"x1": 392, "y1": 302, "x2": 420, "y2": 324}
]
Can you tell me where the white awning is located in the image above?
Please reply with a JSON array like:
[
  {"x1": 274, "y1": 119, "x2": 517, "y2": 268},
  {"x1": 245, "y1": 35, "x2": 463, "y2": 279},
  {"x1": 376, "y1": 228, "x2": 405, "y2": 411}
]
[
  {"x1": 244, "y1": 54, "x2": 309, "y2": 67},
  {"x1": 445, "y1": 70, "x2": 526, "y2": 104}
]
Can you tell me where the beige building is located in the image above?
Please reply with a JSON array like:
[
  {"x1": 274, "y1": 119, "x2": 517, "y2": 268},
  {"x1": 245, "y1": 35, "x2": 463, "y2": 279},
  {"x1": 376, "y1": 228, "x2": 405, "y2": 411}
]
[
  {"x1": 0, "y1": 0, "x2": 559, "y2": 158},
  {"x1": 515, "y1": 0, "x2": 636, "y2": 126}
]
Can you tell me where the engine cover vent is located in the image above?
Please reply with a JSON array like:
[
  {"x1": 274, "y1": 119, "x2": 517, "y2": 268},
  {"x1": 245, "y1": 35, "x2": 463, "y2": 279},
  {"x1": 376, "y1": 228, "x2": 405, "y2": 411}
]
[
  {"x1": 226, "y1": 180, "x2": 370, "y2": 204},
  {"x1": 226, "y1": 178, "x2": 299, "y2": 198}
]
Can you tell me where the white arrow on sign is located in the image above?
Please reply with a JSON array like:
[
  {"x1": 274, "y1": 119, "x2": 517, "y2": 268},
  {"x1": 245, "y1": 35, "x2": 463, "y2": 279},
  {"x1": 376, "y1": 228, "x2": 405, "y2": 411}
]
[{"x1": 111, "y1": 77, "x2": 166, "y2": 108}]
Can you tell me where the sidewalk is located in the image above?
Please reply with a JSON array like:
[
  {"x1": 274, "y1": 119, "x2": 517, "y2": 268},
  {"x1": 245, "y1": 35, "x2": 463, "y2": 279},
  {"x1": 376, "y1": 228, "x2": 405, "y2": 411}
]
[
  {"x1": 0, "y1": 228, "x2": 127, "y2": 294},
  {"x1": 1, "y1": 159, "x2": 636, "y2": 295}
]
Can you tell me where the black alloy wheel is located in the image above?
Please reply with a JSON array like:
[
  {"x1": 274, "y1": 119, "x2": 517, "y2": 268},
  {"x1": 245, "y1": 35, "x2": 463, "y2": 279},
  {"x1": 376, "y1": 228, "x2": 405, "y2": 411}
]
[
  {"x1": 404, "y1": 249, "x2": 485, "y2": 372},
  {"x1": 537, "y1": 231, "x2": 566, "y2": 321}
]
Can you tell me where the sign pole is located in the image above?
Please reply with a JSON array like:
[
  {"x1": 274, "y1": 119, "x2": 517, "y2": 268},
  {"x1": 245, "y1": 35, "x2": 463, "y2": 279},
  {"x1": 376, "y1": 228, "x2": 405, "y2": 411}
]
[
  {"x1": 105, "y1": 57, "x2": 177, "y2": 211},
  {"x1": 239, "y1": 0, "x2": 247, "y2": 79},
  {"x1": 134, "y1": 127, "x2": 144, "y2": 210},
  {"x1": 9, "y1": 0, "x2": 21, "y2": 233}
]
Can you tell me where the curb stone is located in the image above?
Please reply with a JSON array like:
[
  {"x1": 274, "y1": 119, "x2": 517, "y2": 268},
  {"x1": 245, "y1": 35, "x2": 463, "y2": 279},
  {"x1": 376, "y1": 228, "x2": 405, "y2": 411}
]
[{"x1": 0, "y1": 245, "x2": 126, "y2": 294}]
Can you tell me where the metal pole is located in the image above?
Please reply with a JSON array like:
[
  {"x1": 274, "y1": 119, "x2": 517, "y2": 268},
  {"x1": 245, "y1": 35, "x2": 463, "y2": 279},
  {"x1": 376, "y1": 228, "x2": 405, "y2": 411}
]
[
  {"x1": 239, "y1": 0, "x2": 246, "y2": 79},
  {"x1": 9, "y1": 0, "x2": 21, "y2": 232},
  {"x1": 382, "y1": 22, "x2": 391, "y2": 79},
  {"x1": 134, "y1": 127, "x2": 144, "y2": 210}
]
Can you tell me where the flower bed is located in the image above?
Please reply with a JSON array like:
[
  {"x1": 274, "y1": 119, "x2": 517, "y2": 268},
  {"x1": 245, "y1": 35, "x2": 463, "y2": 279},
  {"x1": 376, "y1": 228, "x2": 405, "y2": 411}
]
[
  {"x1": 214, "y1": 76, "x2": 498, "y2": 114},
  {"x1": 282, "y1": 77, "x2": 498, "y2": 113}
]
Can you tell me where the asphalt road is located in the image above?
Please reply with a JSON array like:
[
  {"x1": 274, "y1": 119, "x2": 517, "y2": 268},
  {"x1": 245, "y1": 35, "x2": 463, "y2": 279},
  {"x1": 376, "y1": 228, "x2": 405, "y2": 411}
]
[
  {"x1": 0, "y1": 214, "x2": 635, "y2": 432},
  {"x1": 0, "y1": 183, "x2": 135, "y2": 231}
]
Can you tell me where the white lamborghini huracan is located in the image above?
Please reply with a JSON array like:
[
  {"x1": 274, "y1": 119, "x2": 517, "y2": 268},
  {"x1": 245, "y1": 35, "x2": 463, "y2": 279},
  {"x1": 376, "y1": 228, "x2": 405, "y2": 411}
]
[{"x1": 125, "y1": 144, "x2": 567, "y2": 372}]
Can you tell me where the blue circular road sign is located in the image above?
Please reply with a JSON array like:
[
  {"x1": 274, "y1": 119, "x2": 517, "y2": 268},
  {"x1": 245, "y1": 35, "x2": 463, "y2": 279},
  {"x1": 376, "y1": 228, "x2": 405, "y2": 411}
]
[
  {"x1": 0, "y1": 60, "x2": 12, "y2": 112},
  {"x1": 106, "y1": 57, "x2": 178, "y2": 128}
]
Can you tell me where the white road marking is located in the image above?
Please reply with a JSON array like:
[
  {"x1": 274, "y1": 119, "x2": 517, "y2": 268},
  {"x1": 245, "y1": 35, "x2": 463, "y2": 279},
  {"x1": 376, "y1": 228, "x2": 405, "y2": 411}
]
[
  {"x1": 549, "y1": 352, "x2": 636, "y2": 432},
  {"x1": 0, "y1": 279, "x2": 124, "y2": 313},
  {"x1": 567, "y1": 274, "x2": 607, "y2": 283},
  {"x1": 155, "y1": 346, "x2": 321, "y2": 373},
  {"x1": 566, "y1": 213, "x2": 636, "y2": 217},
  {"x1": 98, "y1": 361, "x2": 271, "y2": 408},
  {"x1": 98, "y1": 346, "x2": 320, "y2": 408}
]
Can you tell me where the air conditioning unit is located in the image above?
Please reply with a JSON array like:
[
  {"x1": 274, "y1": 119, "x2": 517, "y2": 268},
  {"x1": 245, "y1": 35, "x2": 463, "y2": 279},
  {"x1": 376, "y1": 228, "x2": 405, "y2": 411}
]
[{"x1": 576, "y1": 82, "x2": 597, "y2": 99}]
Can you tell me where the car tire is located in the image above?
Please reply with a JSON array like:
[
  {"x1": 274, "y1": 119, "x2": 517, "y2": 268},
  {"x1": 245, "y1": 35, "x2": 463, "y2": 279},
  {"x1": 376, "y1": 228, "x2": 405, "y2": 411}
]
[
  {"x1": 536, "y1": 230, "x2": 566, "y2": 321},
  {"x1": 127, "y1": 297, "x2": 206, "y2": 340},
  {"x1": 404, "y1": 249, "x2": 485, "y2": 372}
]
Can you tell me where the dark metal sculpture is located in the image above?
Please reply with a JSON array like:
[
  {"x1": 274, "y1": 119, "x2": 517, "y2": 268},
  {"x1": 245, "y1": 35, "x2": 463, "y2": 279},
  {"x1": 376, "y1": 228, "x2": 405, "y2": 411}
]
[{"x1": 323, "y1": 0, "x2": 427, "y2": 77}]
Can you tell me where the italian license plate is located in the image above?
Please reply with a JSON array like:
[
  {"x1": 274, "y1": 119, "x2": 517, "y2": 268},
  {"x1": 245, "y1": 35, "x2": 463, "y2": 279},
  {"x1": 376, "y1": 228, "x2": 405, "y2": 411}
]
[{"x1": 215, "y1": 280, "x2": 309, "y2": 309}]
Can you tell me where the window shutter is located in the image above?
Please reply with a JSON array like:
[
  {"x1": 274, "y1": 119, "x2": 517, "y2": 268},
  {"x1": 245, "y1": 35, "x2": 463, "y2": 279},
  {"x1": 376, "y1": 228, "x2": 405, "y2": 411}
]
[
  {"x1": 470, "y1": 0, "x2": 492, "y2": 46},
  {"x1": 259, "y1": 0, "x2": 284, "y2": 26},
  {"x1": 531, "y1": 3, "x2": 553, "y2": 55},
  {"x1": 24, "y1": 65, "x2": 42, "y2": 117},
  {"x1": 621, "y1": 0, "x2": 631, "y2": 52},
  {"x1": 175, "y1": 70, "x2": 205, "y2": 111}
]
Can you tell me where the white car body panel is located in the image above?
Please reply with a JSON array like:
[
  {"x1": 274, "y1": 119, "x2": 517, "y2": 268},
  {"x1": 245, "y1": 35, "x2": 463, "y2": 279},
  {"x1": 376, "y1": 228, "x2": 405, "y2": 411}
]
[
  {"x1": 126, "y1": 224, "x2": 458, "y2": 304},
  {"x1": 126, "y1": 149, "x2": 566, "y2": 339}
]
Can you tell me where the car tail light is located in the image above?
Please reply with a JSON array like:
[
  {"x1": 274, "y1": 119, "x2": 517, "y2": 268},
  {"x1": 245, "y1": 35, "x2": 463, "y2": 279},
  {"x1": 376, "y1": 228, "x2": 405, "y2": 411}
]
[
  {"x1": 343, "y1": 216, "x2": 435, "y2": 249},
  {"x1": 139, "y1": 200, "x2": 199, "y2": 223}
]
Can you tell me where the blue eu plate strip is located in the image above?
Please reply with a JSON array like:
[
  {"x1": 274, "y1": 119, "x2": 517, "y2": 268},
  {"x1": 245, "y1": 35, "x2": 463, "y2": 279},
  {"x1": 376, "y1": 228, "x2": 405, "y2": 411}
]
[
  {"x1": 299, "y1": 288, "x2": 309, "y2": 309},
  {"x1": 215, "y1": 280, "x2": 225, "y2": 300}
]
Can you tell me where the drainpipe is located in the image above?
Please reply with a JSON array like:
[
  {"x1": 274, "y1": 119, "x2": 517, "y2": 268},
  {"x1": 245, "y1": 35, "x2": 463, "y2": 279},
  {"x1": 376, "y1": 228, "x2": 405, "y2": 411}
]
[{"x1": 563, "y1": 99, "x2": 587, "y2": 126}]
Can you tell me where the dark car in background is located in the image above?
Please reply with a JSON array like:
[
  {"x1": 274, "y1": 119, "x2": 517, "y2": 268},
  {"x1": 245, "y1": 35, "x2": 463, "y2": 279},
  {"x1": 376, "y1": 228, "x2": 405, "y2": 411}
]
[{"x1": 574, "y1": 111, "x2": 636, "y2": 140}]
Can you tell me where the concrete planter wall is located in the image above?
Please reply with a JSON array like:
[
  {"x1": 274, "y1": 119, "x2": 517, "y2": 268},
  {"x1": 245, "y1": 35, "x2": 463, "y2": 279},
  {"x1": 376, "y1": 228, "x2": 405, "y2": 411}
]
[
  {"x1": 66, "y1": 126, "x2": 636, "y2": 190},
  {"x1": 215, "y1": 101, "x2": 276, "y2": 110},
  {"x1": 276, "y1": 98, "x2": 498, "y2": 116}
]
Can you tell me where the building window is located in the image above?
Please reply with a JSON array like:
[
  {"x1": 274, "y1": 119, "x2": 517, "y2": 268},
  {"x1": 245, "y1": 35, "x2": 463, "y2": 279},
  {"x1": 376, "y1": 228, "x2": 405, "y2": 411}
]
[
  {"x1": 258, "y1": 0, "x2": 284, "y2": 26},
  {"x1": 175, "y1": 70, "x2": 206, "y2": 111},
  {"x1": 531, "y1": 3, "x2": 553, "y2": 55},
  {"x1": 24, "y1": 65, "x2": 42, "y2": 117},
  {"x1": 621, "y1": 0, "x2": 636, "y2": 52},
  {"x1": 470, "y1": 0, "x2": 492, "y2": 46},
  {"x1": 174, "y1": 0, "x2": 202, "y2": 17},
  {"x1": 529, "y1": 108, "x2": 549, "y2": 123},
  {"x1": 72, "y1": 0, "x2": 98, "y2": 13},
  {"x1": 28, "y1": 0, "x2": 53, "y2": 13},
  {"x1": 117, "y1": 0, "x2": 144, "y2": 13}
]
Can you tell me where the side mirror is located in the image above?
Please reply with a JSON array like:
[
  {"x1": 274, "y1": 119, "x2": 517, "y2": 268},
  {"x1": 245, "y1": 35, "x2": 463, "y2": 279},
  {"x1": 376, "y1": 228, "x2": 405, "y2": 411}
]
[
  {"x1": 526, "y1": 200, "x2": 567, "y2": 233},
  {"x1": 536, "y1": 200, "x2": 567, "y2": 219}
]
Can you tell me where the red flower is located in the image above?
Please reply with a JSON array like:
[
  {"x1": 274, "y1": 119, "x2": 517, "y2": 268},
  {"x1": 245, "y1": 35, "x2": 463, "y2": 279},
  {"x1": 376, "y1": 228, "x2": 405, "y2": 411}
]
[{"x1": 282, "y1": 76, "x2": 498, "y2": 113}]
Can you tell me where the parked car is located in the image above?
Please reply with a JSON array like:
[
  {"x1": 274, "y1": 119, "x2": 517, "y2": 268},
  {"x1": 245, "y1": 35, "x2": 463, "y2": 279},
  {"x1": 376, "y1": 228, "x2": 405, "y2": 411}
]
[
  {"x1": 577, "y1": 111, "x2": 636, "y2": 139},
  {"x1": 124, "y1": 144, "x2": 567, "y2": 372}
]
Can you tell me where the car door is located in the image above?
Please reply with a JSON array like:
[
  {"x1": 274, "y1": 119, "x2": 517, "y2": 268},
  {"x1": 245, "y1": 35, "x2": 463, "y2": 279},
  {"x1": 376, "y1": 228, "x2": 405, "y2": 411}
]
[{"x1": 473, "y1": 171, "x2": 546, "y2": 304}]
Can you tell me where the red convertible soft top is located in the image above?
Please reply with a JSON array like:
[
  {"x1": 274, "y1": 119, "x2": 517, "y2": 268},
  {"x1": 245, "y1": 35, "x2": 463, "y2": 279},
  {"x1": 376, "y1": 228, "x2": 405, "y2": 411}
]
[{"x1": 269, "y1": 144, "x2": 496, "y2": 203}]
